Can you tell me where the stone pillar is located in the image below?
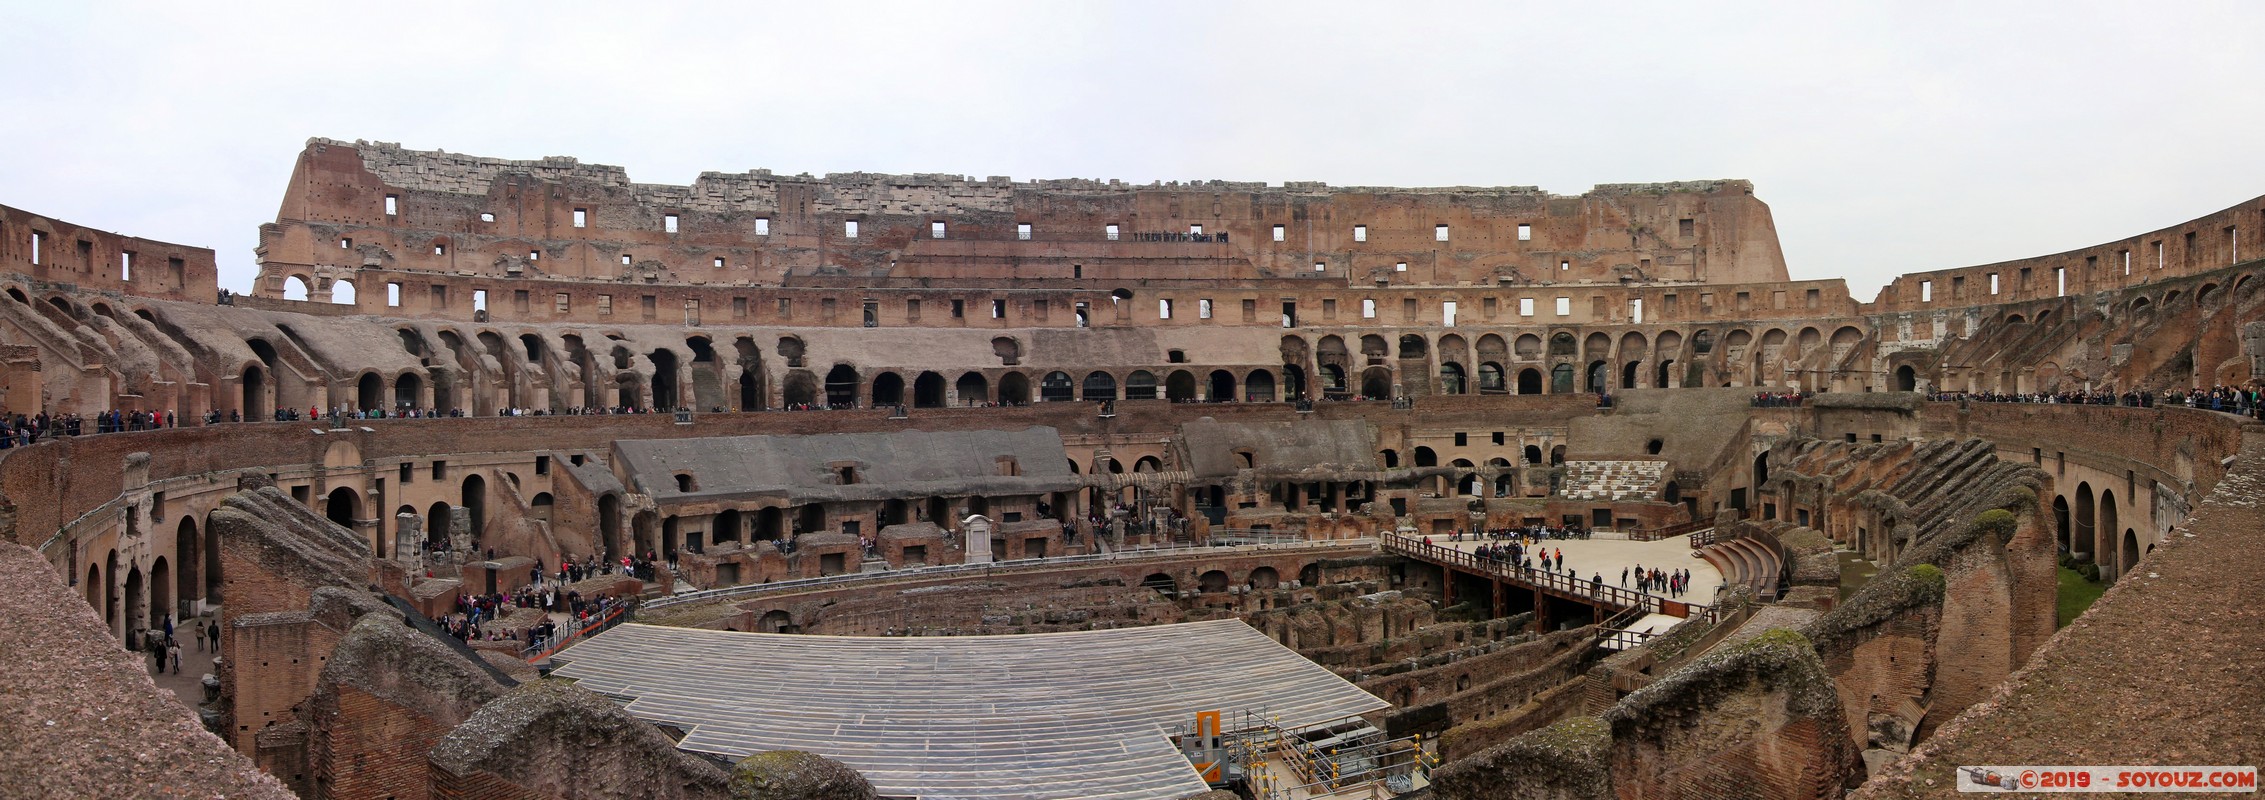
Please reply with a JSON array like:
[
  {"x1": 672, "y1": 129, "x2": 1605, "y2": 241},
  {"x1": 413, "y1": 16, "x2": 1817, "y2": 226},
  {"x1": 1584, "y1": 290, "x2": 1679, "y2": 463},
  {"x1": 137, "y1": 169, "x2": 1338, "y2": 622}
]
[
  {"x1": 394, "y1": 512, "x2": 423, "y2": 566},
  {"x1": 449, "y1": 507, "x2": 474, "y2": 554},
  {"x1": 964, "y1": 515, "x2": 993, "y2": 564}
]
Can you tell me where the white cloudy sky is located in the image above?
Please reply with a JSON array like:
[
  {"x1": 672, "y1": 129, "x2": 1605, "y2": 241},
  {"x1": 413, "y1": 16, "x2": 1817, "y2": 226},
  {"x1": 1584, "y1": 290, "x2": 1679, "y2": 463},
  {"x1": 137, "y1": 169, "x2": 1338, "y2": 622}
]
[{"x1": 4, "y1": 1, "x2": 2262, "y2": 300}]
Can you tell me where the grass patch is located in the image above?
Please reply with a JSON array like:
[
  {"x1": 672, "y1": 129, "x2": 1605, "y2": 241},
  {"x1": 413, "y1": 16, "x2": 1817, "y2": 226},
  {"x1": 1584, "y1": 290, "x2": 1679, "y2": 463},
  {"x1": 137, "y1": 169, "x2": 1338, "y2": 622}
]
[
  {"x1": 2056, "y1": 565, "x2": 2106, "y2": 628},
  {"x1": 1836, "y1": 549, "x2": 1877, "y2": 601}
]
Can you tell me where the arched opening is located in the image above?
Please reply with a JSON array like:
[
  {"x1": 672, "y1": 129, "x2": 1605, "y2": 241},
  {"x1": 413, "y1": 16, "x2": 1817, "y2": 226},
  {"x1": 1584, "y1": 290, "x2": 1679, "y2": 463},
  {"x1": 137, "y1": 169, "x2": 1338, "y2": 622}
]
[
  {"x1": 1206, "y1": 370, "x2": 1236, "y2": 402},
  {"x1": 662, "y1": 516, "x2": 680, "y2": 556},
  {"x1": 1550, "y1": 445, "x2": 1565, "y2": 466},
  {"x1": 2099, "y1": 490, "x2": 2120, "y2": 577},
  {"x1": 781, "y1": 370, "x2": 817, "y2": 408},
  {"x1": 2073, "y1": 484, "x2": 2096, "y2": 561},
  {"x1": 1082, "y1": 371, "x2": 1117, "y2": 401},
  {"x1": 356, "y1": 372, "x2": 383, "y2": 412},
  {"x1": 1361, "y1": 367, "x2": 1392, "y2": 400},
  {"x1": 1439, "y1": 362, "x2": 1467, "y2": 394},
  {"x1": 325, "y1": 487, "x2": 363, "y2": 546},
  {"x1": 331, "y1": 278, "x2": 356, "y2": 305},
  {"x1": 394, "y1": 372, "x2": 423, "y2": 410},
  {"x1": 1753, "y1": 452, "x2": 1769, "y2": 485},
  {"x1": 757, "y1": 610, "x2": 794, "y2": 633},
  {"x1": 1414, "y1": 447, "x2": 1439, "y2": 467},
  {"x1": 1622, "y1": 361, "x2": 1640, "y2": 389},
  {"x1": 1244, "y1": 369, "x2": 1276, "y2": 402},
  {"x1": 1125, "y1": 370, "x2": 1158, "y2": 400},
  {"x1": 1198, "y1": 570, "x2": 1231, "y2": 593},
  {"x1": 282, "y1": 275, "x2": 310, "y2": 301},
  {"x1": 914, "y1": 371, "x2": 947, "y2": 408},
  {"x1": 955, "y1": 372, "x2": 989, "y2": 405},
  {"x1": 1249, "y1": 566, "x2": 1281, "y2": 590},
  {"x1": 1656, "y1": 359, "x2": 1677, "y2": 388},
  {"x1": 649, "y1": 349, "x2": 680, "y2": 409},
  {"x1": 1166, "y1": 370, "x2": 1198, "y2": 402},
  {"x1": 461, "y1": 473, "x2": 487, "y2": 547},
  {"x1": 1517, "y1": 368, "x2": 1542, "y2": 395},
  {"x1": 1381, "y1": 449, "x2": 1400, "y2": 468},
  {"x1": 756, "y1": 507, "x2": 785, "y2": 541},
  {"x1": 1398, "y1": 334, "x2": 1429, "y2": 359},
  {"x1": 797, "y1": 505, "x2": 826, "y2": 535},
  {"x1": 148, "y1": 557, "x2": 172, "y2": 631},
  {"x1": 738, "y1": 370, "x2": 762, "y2": 411},
  {"x1": 122, "y1": 564, "x2": 143, "y2": 650},
  {"x1": 1550, "y1": 364, "x2": 1575, "y2": 393},
  {"x1": 1587, "y1": 360, "x2": 1608, "y2": 393},
  {"x1": 1894, "y1": 364, "x2": 1917, "y2": 392},
  {"x1": 2121, "y1": 529, "x2": 2140, "y2": 580},
  {"x1": 1040, "y1": 371, "x2": 1075, "y2": 402},
  {"x1": 242, "y1": 364, "x2": 267, "y2": 419},
  {"x1": 175, "y1": 517, "x2": 201, "y2": 608},
  {"x1": 632, "y1": 511, "x2": 658, "y2": 555},
  {"x1": 1479, "y1": 362, "x2": 1505, "y2": 394},
  {"x1": 714, "y1": 509, "x2": 742, "y2": 545},
  {"x1": 870, "y1": 371, "x2": 905, "y2": 406},
  {"x1": 1524, "y1": 445, "x2": 1542, "y2": 464},
  {"x1": 824, "y1": 364, "x2": 860, "y2": 408},
  {"x1": 2053, "y1": 495, "x2": 2072, "y2": 553},
  {"x1": 1141, "y1": 572, "x2": 1178, "y2": 594},
  {"x1": 999, "y1": 371, "x2": 1031, "y2": 404},
  {"x1": 599, "y1": 494, "x2": 623, "y2": 559}
]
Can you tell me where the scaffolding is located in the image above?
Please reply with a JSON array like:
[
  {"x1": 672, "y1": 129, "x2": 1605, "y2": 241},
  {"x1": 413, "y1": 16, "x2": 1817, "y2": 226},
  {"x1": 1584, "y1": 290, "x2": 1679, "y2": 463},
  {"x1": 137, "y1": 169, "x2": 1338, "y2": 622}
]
[{"x1": 1175, "y1": 709, "x2": 1436, "y2": 800}]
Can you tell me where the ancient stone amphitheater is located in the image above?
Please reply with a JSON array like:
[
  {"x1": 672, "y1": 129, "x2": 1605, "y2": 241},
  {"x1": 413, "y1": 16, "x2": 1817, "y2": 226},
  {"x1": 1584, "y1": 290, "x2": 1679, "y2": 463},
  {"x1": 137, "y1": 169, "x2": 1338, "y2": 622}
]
[{"x1": 2, "y1": 138, "x2": 2259, "y2": 799}]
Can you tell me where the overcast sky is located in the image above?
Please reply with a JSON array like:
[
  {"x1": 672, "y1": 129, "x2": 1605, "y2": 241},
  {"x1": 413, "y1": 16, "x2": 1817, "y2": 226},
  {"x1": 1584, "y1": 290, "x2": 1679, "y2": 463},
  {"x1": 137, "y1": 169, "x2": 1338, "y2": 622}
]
[{"x1": 5, "y1": 2, "x2": 2262, "y2": 300}]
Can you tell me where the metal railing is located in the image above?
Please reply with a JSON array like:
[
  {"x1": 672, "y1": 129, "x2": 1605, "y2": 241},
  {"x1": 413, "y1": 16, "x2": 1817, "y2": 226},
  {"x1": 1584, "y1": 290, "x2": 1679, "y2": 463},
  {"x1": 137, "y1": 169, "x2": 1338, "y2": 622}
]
[
  {"x1": 523, "y1": 603, "x2": 634, "y2": 664},
  {"x1": 1629, "y1": 519, "x2": 1711, "y2": 542},
  {"x1": 1381, "y1": 533, "x2": 1713, "y2": 621},
  {"x1": 644, "y1": 537, "x2": 1377, "y2": 609}
]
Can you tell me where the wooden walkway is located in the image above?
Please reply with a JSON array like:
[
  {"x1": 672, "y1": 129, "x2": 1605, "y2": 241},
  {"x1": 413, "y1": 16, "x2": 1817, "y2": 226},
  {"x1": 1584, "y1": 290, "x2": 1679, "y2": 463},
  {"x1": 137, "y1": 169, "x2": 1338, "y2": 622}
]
[{"x1": 550, "y1": 620, "x2": 1387, "y2": 800}]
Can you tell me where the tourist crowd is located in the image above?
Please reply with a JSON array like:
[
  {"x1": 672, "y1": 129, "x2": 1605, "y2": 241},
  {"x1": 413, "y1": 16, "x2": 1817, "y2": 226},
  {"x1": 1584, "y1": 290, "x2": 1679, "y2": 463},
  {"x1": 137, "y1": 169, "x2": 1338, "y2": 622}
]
[
  {"x1": 1751, "y1": 391, "x2": 1812, "y2": 407},
  {"x1": 1931, "y1": 385, "x2": 2265, "y2": 420}
]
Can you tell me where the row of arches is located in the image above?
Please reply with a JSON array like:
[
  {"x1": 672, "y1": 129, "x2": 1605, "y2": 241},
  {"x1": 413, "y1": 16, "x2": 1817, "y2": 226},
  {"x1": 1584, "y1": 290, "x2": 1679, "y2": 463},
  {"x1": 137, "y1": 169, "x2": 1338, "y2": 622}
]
[{"x1": 2053, "y1": 481, "x2": 2144, "y2": 583}]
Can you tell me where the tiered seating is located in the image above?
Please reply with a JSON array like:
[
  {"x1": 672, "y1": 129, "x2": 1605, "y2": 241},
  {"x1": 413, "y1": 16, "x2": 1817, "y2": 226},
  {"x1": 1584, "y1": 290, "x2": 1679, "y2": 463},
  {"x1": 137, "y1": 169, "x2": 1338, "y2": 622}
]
[
  {"x1": 1696, "y1": 537, "x2": 1783, "y2": 597},
  {"x1": 1559, "y1": 460, "x2": 1668, "y2": 501},
  {"x1": 549, "y1": 620, "x2": 1388, "y2": 800}
]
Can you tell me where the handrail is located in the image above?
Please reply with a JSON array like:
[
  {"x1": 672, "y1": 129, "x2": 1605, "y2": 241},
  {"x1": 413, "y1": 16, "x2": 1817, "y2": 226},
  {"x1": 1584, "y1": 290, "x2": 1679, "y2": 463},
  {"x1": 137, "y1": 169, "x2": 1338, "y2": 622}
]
[
  {"x1": 1381, "y1": 533, "x2": 1713, "y2": 621},
  {"x1": 1628, "y1": 519, "x2": 1710, "y2": 542},
  {"x1": 524, "y1": 603, "x2": 633, "y2": 663}
]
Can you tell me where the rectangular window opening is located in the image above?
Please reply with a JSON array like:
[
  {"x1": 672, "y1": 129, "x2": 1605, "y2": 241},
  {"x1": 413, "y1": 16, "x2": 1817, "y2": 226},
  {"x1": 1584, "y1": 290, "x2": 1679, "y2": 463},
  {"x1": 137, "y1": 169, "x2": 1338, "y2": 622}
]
[
  {"x1": 950, "y1": 299, "x2": 964, "y2": 318},
  {"x1": 1272, "y1": 224, "x2": 1285, "y2": 242},
  {"x1": 989, "y1": 298, "x2": 1006, "y2": 319},
  {"x1": 384, "y1": 195, "x2": 399, "y2": 216},
  {"x1": 755, "y1": 217, "x2": 771, "y2": 236},
  {"x1": 1988, "y1": 273, "x2": 2000, "y2": 295},
  {"x1": 597, "y1": 294, "x2": 612, "y2": 315},
  {"x1": 386, "y1": 282, "x2": 402, "y2": 307},
  {"x1": 1519, "y1": 297, "x2": 1535, "y2": 317},
  {"x1": 664, "y1": 214, "x2": 679, "y2": 233},
  {"x1": 1159, "y1": 299, "x2": 1174, "y2": 319},
  {"x1": 1199, "y1": 299, "x2": 1213, "y2": 319},
  {"x1": 845, "y1": 220, "x2": 860, "y2": 239},
  {"x1": 1105, "y1": 223, "x2": 1120, "y2": 241},
  {"x1": 1361, "y1": 298, "x2": 1377, "y2": 319},
  {"x1": 1017, "y1": 222, "x2": 1032, "y2": 240},
  {"x1": 1395, "y1": 261, "x2": 1408, "y2": 272},
  {"x1": 1678, "y1": 218, "x2": 1695, "y2": 237},
  {"x1": 554, "y1": 293, "x2": 571, "y2": 313},
  {"x1": 713, "y1": 257, "x2": 726, "y2": 268},
  {"x1": 120, "y1": 251, "x2": 133, "y2": 281},
  {"x1": 1555, "y1": 296, "x2": 1571, "y2": 316},
  {"x1": 1517, "y1": 223, "x2": 1532, "y2": 241},
  {"x1": 473, "y1": 290, "x2": 488, "y2": 312},
  {"x1": 1920, "y1": 280, "x2": 1933, "y2": 302},
  {"x1": 1435, "y1": 224, "x2": 1449, "y2": 242},
  {"x1": 932, "y1": 221, "x2": 946, "y2": 239},
  {"x1": 1353, "y1": 224, "x2": 1367, "y2": 242},
  {"x1": 573, "y1": 208, "x2": 587, "y2": 228}
]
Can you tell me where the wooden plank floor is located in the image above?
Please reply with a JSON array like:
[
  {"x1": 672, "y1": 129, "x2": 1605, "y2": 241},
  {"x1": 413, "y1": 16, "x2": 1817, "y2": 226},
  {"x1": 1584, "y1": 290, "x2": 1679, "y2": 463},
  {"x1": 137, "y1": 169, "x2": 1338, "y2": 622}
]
[{"x1": 550, "y1": 620, "x2": 1388, "y2": 800}]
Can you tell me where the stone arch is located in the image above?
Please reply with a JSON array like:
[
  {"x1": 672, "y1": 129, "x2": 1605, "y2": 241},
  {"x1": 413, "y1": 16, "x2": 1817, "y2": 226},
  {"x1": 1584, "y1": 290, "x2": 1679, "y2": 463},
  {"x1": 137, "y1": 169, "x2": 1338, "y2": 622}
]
[
  {"x1": 1439, "y1": 362, "x2": 1467, "y2": 394},
  {"x1": 1360, "y1": 367, "x2": 1392, "y2": 400},
  {"x1": 1414, "y1": 447, "x2": 1439, "y2": 467},
  {"x1": 954, "y1": 372, "x2": 989, "y2": 405},
  {"x1": 356, "y1": 372, "x2": 384, "y2": 412},
  {"x1": 1249, "y1": 566, "x2": 1281, "y2": 590},
  {"x1": 598, "y1": 494, "x2": 623, "y2": 556},
  {"x1": 175, "y1": 517, "x2": 201, "y2": 607},
  {"x1": 462, "y1": 473, "x2": 487, "y2": 544},
  {"x1": 1125, "y1": 370, "x2": 1158, "y2": 400},
  {"x1": 2073, "y1": 482, "x2": 2096, "y2": 560},
  {"x1": 1204, "y1": 369, "x2": 1236, "y2": 402},
  {"x1": 914, "y1": 371, "x2": 947, "y2": 408},
  {"x1": 1514, "y1": 333, "x2": 1543, "y2": 360},
  {"x1": 1895, "y1": 364, "x2": 1918, "y2": 392},
  {"x1": 2053, "y1": 494, "x2": 2072, "y2": 553},
  {"x1": 1244, "y1": 369, "x2": 1276, "y2": 402},
  {"x1": 824, "y1": 364, "x2": 859, "y2": 407},
  {"x1": 1517, "y1": 367, "x2": 1543, "y2": 394},
  {"x1": 1081, "y1": 371, "x2": 1117, "y2": 401},
  {"x1": 1039, "y1": 370, "x2": 1075, "y2": 402},
  {"x1": 1198, "y1": 570, "x2": 1231, "y2": 593},
  {"x1": 870, "y1": 371, "x2": 905, "y2": 407},
  {"x1": 326, "y1": 486, "x2": 363, "y2": 546},
  {"x1": 999, "y1": 371, "x2": 1031, "y2": 404},
  {"x1": 1398, "y1": 334, "x2": 1429, "y2": 359}
]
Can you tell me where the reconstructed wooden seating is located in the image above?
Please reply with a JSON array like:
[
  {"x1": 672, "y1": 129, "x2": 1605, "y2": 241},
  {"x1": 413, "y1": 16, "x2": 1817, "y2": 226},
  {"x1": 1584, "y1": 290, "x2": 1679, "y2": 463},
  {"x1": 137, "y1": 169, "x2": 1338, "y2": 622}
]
[{"x1": 550, "y1": 620, "x2": 1388, "y2": 800}]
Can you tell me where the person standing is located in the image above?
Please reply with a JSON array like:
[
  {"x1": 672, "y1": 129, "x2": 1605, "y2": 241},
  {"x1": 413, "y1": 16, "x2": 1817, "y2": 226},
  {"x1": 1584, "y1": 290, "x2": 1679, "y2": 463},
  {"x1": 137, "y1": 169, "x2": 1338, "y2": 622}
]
[
  {"x1": 167, "y1": 639, "x2": 182, "y2": 675},
  {"x1": 194, "y1": 621, "x2": 205, "y2": 653},
  {"x1": 207, "y1": 619, "x2": 221, "y2": 654}
]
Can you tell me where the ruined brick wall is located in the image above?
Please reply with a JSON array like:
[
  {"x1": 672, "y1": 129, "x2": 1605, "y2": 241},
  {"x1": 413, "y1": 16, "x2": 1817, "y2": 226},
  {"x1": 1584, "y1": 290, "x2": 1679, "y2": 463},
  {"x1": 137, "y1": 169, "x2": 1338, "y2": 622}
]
[
  {"x1": 0, "y1": 203, "x2": 217, "y2": 302},
  {"x1": 256, "y1": 140, "x2": 1789, "y2": 306}
]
